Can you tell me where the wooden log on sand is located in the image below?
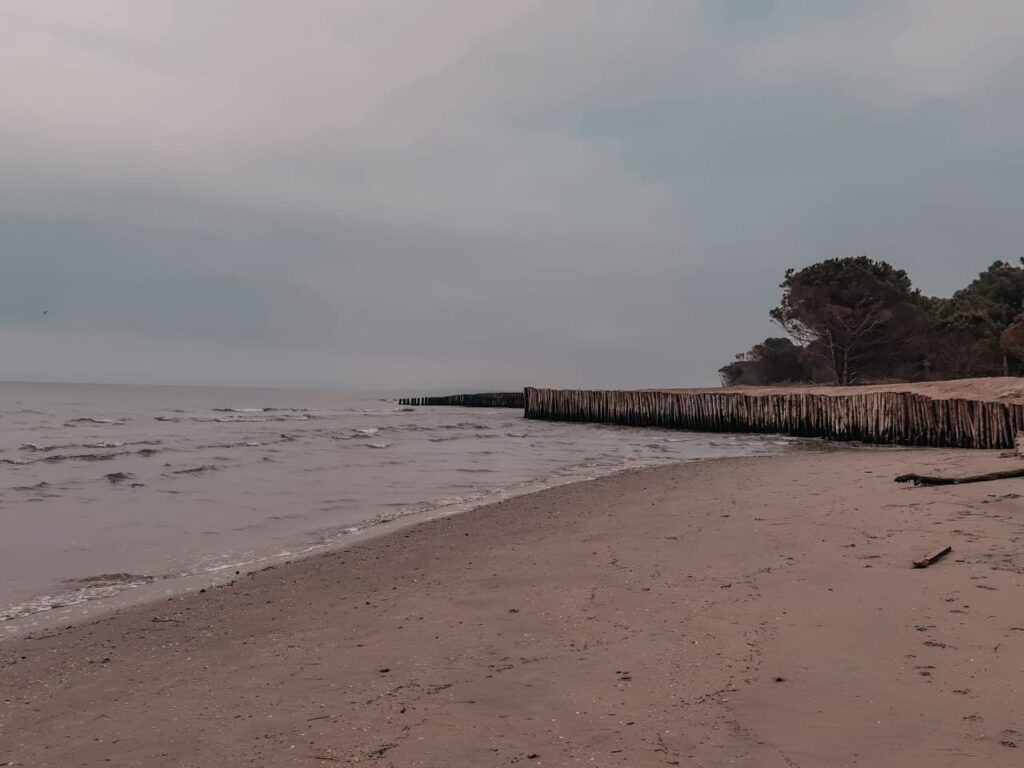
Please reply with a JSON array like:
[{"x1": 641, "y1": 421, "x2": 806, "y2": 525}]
[
  {"x1": 895, "y1": 468, "x2": 1024, "y2": 486},
  {"x1": 913, "y1": 545, "x2": 952, "y2": 569}
]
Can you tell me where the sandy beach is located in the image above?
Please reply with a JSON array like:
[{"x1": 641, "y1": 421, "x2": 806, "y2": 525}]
[
  {"x1": 660, "y1": 376, "x2": 1024, "y2": 403},
  {"x1": 3, "y1": 448, "x2": 1024, "y2": 767}
]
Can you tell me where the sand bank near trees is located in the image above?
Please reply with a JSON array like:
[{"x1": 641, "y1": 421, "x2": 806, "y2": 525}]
[{"x1": 659, "y1": 375, "x2": 1024, "y2": 404}]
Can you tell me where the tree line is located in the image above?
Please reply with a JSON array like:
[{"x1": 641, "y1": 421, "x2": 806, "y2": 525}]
[{"x1": 720, "y1": 257, "x2": 1024, "y2": 387}]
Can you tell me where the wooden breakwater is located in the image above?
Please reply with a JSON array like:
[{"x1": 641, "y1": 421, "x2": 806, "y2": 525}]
[
  {"x1": 523, "y1": 387, "x2": 1024, "y2": 449},
  {"x1": 398, "y1": 392, "x2": 525, "y2": 408}
]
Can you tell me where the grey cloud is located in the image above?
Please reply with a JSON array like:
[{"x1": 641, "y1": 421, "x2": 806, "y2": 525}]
[{"x1": 1, "y1": 1, "x2": 1023, "y2": 388}]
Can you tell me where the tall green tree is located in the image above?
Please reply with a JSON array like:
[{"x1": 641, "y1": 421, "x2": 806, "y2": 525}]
[
  {"x1": 926, "y1": 309, "x2": 993, "y2": 379},
  {"x1": 718, "y1": 337, "x2": 811, "y2": 386},
  {"x1": 1000, "y1": 318, "x2": 1024, "y2": 369},
  {"x1": 943, "y1": 260, "x2": 1024, "y2": 375},
  {"x1": 770, "y1": 256, "x2": 926, "y2": 385}
]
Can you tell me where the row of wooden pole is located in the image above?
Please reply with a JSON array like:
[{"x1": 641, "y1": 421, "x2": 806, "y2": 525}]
[
  {"x1": 397, "y1": 392, "x2": 526, "y2": 408},
  {"x1": 523, "y1": 387, "x2": 1022, "y2": 449}
]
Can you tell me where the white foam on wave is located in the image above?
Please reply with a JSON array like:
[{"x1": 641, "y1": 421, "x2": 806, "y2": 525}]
[
  {"x1": 195, "y1": 413, "x2": 317, "y2": 423},
  {"x1": 20, "y1": 442, "x2": 72, "y2": 452},
  {"x1": 1, "y1": 576, "x2": 155, "y2": 623}
]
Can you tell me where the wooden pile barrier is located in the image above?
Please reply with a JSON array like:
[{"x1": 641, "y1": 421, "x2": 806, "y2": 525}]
[
  {"x1": 398, "y1": 392, "x2": 526, "y2": 408},
  {"x1": 523, "y1": 387, "x2": 1024, "y2": 449}
]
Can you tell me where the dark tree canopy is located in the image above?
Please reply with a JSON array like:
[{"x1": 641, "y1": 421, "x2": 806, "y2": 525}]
[
  {"x1": 769, "y1": 257, "x2": 925, "y2": 385},
  {"x1": 949, "y1": 259, "x2": 1024, "y2": 331},
  {"x1": 724, "y1": 257, "x2": 1024, "y2": 387},
  {"x1": 719, "y1": 337, "x2": 811, "y2": 386},
  {"x1": 943, "y1": 259, "x2": 1024, "y2": 375}
]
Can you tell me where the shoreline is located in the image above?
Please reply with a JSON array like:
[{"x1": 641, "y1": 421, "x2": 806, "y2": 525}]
[
  {"x1": 4, "y1": 449, "x2": 1024, "y2": 765},
  {"x1": 2, "y1": 448, "x2": 787, "y2": 639},
  {"x1": 0, "y1": 385, "x2": 799, "y2": 638}
]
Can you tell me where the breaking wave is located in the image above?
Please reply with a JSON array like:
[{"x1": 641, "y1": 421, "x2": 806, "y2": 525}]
[{"x1": 1, "y1": 574, "x2": 156, "y2": 623}]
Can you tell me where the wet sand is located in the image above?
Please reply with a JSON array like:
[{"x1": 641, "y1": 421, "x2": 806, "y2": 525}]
[{"x1": 3, "y1": 449, "x2": 1024, "y2": 766}]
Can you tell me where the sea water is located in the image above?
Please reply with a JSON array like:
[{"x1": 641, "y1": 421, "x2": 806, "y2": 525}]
[{"x1": 0, "y1": 381, "x2": 801, "y2": 632}]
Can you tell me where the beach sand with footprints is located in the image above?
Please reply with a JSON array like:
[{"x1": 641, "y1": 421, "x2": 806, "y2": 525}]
[{"x1": 4, "y1": 448, "x2": 1024, "y2": 766}]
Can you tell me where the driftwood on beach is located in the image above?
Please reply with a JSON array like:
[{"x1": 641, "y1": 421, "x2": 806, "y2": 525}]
[
  {"x1": 524, "y1": 386, "x2": 1024, "y2": 449},
  {"x1": 913, "y1": 545, "x2": 952, "y2": 568},
  {"x1": 895, "y1": 468, "x2": 1024, "y2": 486},
  {"x1": 398, "y1": 392, "x2": 525, "y2": 408}
]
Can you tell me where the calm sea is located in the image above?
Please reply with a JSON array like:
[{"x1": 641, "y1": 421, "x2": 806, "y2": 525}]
[{"x1": 0, "y1": 382, "x2": 800, "y2": 634}]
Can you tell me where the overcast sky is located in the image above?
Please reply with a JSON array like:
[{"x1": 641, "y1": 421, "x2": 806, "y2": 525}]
[{"x1": 3, "y1": 1, "x2": 1022, "y2": 390}]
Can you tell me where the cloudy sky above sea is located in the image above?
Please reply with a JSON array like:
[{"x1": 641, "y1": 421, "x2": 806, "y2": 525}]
[{"x1": 3, "y1": 1, "x2": 1022, "y2": 389}]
